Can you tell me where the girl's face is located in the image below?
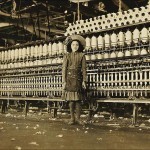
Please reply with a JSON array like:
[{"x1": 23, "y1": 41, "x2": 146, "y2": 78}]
[{"x1": 71, "y1": 41, "x2": 79, "y2": 52}]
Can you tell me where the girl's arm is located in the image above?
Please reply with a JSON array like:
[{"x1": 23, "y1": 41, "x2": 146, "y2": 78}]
[
  {"x1": 82, "y1": 55, "x2": 87, "y2": 82},
  {"x1": 62, "y1": 54, "x2": 68, "y2": 83}
]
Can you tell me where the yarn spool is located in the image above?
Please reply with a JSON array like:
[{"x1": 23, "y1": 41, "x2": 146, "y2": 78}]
[
  {"x1": 125, "y1": 50, "x2": 131, "y2": 57},
  {"x1": 2, "y1": 51, "x2": 4, "y2": 61},
  {"x1": 103, "y1": 52, "x2": 109, "y2": 59},
  {"x1": 52, "y1": 42, "x2": 59, "y2": 56},
  {"x1": 91, "y1": 53, "x2": 97, "y2": 60},
  {"x1": 110, "y1": 51, "x2": 117, "y2": 58},
  {"x1": 34, "y1": 45, "x2": 38, "y2": 58},
  {"x1": 140, "y1": 48, "x2": 148, "y2": 55},
  {"x1": 96, "y1": 53, "x2": 103, "y2": 60},
  {"x1": 91, "y1": 35, "x2": 98, "y2": 50},
  {"x1": 7, "y1": 63, "x2": 10, "y2": 68},
  {"x1": 12, "y1": 49, "x2": 15, "y2": 60},
  {"x1": 52, "y1": 58, "x2": 57, "y2": 64},
  {"x1": 47, "y1": 58, "x2": 52, "y2": 64},
  {"x1": 33, "y1": 60, "x2": 37, "y2": 66},
  {"x1": 30, "y1": 45, "x2": 34, "y2": 58},
  {"x1": 117, "y1": 51, "x2": 124, "y2": 57},
  {"x1": 4, "y1": 63, "x2": 8, "y2": 69},
  {"x1": 18, "y1": 48, "x2": 22, "y2": 59},
  {"x1": 25, "y1": 61, "x2": 29, "y2": 67},
  {"x1": 4, "y1": 51, "x2": 8, "y2": 61},
  {"x1": 39, "y1": 44, "x2": 43, "y2": 57},
  {"x1": 22, "y1": 61, "x2": 25, "y2": 67},
  {"x1": 57, "y1": 57, "x2": 62, "y2": 63},
  {"x1": 8, "y1": 50, "x2": 11, "y2": 61},
  {"x1": 1, "y1": 51, "x2": 4, "y2": 61},
  {"x1": 42, "y1": 59, "x2": 47, "y2": 65},
  {"x1": 132, "y1": 48, "x2": 139, "y2": 56},
  {"x1": 26, "y1": 46, "x2": 31, "y2": 58},
  {"x1": 111, "y1": 32, "x2": 117, "y2": 47},
  {"x1": 104, "y1": 33, "x2": 110, "y2": 48},
  {"x1": 5, "y1": 50, "x2": 7, "y2": 61},
  {"x1": 85, "y1": 54, "x2": 91, "y2": 60},
  {"x1": 38, "y1": 60, "x2": 42, "y2": 66},
  {"x1": 14, "y1": 62, "x2": 19, "y2": 68},
  {"x1": 85, "y1": 37, "x2": 91, "y2": 51},
  {"x1": 15, "y1": 48, "x2": 19, "y2": 60},
  {"x1": 125, "y1": 30, "x2": 132, "y2": 46},
  {"x1": 98, "y1": 35, "x2": 104, "y2": 49},
  {"x1": 48, "y1": 43, "x2": 52, "y2": 56},
  {"x1": 43, "y1": 43, "x2": 48, "y2": 57},
  {"x1": 58, "y1": 41, "x2": 64, "y2": 55},
  {"x1": 29, "y1": 60, "x2": 33, "y2": 66},
  {"x1": 140, "y1": 27, "x2": 148, "y2": 43},
  {"x1": 1, "y1": 64, "x2": 4, "y2": 69},
  {"x1": 22, "y1": 47, "x2": 26, "y2": 59},
  {"x1": 133, "y1": 28, "x2": 140, "y2": 44}
]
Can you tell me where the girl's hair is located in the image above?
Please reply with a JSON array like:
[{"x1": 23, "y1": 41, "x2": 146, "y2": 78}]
[{"x1": 66, "y1": 40, "x2": 84, "y2": 53}]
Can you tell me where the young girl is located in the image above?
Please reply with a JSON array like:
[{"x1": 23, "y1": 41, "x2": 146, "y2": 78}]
[{"x1": 62, "y1": 35, "x2": 87, "y2": 125}]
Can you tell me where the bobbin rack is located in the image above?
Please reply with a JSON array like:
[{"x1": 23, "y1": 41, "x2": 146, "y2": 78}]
[{"x1": 0, "y1": 4, "x2": 150, "y2": 125}]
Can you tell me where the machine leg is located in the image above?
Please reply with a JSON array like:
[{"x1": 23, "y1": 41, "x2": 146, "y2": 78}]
[
  {"x1": 24, "y1": 101, "x2": 29, "y2": 116},
  {"x1": 1, "y1": 100, "x2": 7, "y2": 114},
  {"x1": 51, "y1": 102, "x2": 57, "y2": 118},
  {"x1": 132, "y1": 104, "x2": 139, "y2": 126},
  {"x1": 53, "y1": 108, "x2": 57, "y2": 118},
  {"x1": 47, "y1": 101, "x2": 50, "y2": 113}
]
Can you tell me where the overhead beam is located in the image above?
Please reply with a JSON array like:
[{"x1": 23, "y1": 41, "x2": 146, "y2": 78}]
[
  {"x1": 0, "y1": 9, "x2": 66, "y2": 27},
  {"x1": 15, "y1": 23, "x2": 64, "y2": 40},
  {"x1": 0, "y1": 10, "x2": 29, "y2": 19},
  {"x1": 0, "y1": 25, "x2": 64, "y2": 41},
  {"x1": 112, "y1": 0, "x2": 129, "y2": 11},
  {"x1": 0, "y1": 22, "x2": 12, "y2": 28},
  {"x1": 16, "y1": 21, "x2": 65, "y2": 35},
  {"x1": 0, "y1": 16, "x2": 65, "y2": 35},
  {"x1": 0, "y1": 31, "x2": 31, "y2": 40}
]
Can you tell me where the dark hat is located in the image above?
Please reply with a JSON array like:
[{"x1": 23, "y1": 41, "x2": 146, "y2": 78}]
[{"x1": 64, "y1": 35, "x2": 86, "y2": 48}]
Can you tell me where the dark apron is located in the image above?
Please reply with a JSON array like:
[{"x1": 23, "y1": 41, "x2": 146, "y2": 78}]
[{"x1": 66, "y1": 68, "x2": 83, "y2": 92}]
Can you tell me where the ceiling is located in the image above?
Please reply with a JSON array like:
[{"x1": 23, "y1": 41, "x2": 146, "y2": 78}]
[{"x1": 0, "y1": 0, "x2": 148, "y2": 48}]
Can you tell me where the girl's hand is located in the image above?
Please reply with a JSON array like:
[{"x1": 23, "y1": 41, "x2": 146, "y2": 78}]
[
  {"x1": 62, "y1": 82, "x2": 66, "y2": 90},
  {"x1": 82, "y1": 81, "x2": 87, "y2": 89}
]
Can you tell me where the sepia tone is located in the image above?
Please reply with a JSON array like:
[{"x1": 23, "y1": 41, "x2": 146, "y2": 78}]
[{"x1": 0, "y1": 0, "x2": 150, "y2": 149}]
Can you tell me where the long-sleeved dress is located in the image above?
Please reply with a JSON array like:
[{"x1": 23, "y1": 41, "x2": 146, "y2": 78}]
[{"x1": 62, "y1": 52, "x2": 86, "y2": 101}]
